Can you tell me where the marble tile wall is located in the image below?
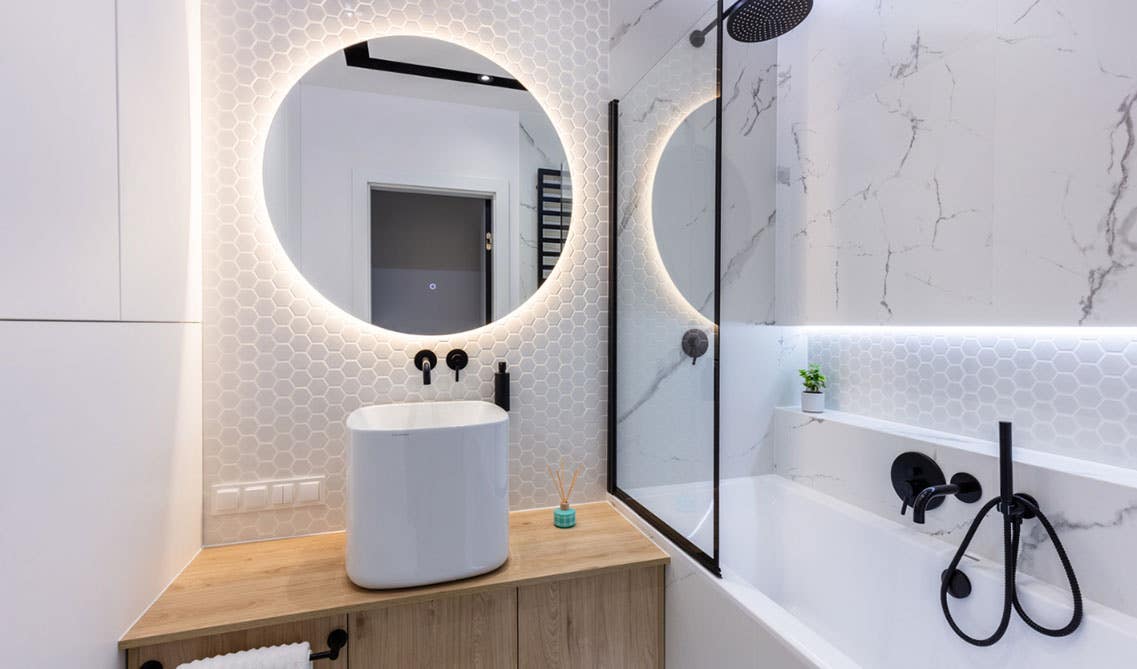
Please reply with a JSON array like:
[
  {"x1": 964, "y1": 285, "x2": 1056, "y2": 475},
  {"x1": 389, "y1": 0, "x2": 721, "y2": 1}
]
[
  {"x1": 609, "y1": 0, "x2": 719, "y2": 98},
  {"x1": 202, "y1": 0, "x2": 609, "y2": 544},
  {"x1": 776, "y1": 0, "x2": 1137, "y2": 326},
  {"x1": 720, "y1": 34, "x2": 807, "y2": 478}
]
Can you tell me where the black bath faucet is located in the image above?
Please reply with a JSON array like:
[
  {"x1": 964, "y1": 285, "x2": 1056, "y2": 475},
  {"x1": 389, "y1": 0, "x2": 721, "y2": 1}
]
[
  {"x1": 890, "y1": 452, "x2": 982, "y2": 523},
  {"x1": 911, "y1": 474, "x2": 982, "y2": 524}
]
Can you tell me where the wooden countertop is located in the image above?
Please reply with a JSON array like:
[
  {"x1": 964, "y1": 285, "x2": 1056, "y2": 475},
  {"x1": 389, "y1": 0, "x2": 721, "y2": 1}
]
[{"x1": 120, "y1": 501, "x2": 668, "y2": 649}]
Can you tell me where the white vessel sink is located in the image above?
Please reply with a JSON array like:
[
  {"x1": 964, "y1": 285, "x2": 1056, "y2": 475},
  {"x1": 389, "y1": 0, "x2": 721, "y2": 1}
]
[{"x1": 346, "y1": 400, "x2": 509, "y2": 589}]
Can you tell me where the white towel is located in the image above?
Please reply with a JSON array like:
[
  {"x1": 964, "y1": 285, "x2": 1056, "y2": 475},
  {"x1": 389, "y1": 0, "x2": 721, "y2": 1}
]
[{"x1": 175, "y1": 642, "x2": 312, "y2": 669}]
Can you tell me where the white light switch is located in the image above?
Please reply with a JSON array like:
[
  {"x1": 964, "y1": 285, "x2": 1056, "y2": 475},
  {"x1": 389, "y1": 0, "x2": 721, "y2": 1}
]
[
  {"x1": 271, "y1": 483, "x2": 294, "y2": 505},
  {"x1": 210, "y1": 476, "x2": 324, "y2": 514},
  {"x1": 296, "y1": 480, "x2": 322, "y2": 504},
  {"x1": 243, "y1": 485, "x2": 268, "y2": 510},
  {"x1": 213, "y1": 487, "x2": 240, "y2": 514}
]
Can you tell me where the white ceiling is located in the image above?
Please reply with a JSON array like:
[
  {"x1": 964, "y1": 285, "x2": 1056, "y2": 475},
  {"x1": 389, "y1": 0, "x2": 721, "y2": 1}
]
[{"x1": 301, "y1": 36, "x2": 545, "y2": 114}]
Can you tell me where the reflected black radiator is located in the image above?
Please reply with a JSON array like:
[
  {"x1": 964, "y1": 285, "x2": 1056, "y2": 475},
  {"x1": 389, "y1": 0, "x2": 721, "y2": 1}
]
[{"x1": 537, "y1": 167, "x2": 570, "y2": 286}]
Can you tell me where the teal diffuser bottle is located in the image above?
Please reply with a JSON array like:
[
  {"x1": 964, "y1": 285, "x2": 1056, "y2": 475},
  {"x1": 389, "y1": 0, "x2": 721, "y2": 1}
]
[
  {"x1": 549, "y1": 463, "x2": 581, "y2": 529},
  {"x1": 554, "y1": 503, "x2": 576, "y2": 528}
]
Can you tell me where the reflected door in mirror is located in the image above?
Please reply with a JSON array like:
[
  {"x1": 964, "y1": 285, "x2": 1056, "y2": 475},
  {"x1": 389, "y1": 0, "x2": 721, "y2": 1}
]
[{"x1": 369, "y1": 189, "x2": 492, "y2": 334}]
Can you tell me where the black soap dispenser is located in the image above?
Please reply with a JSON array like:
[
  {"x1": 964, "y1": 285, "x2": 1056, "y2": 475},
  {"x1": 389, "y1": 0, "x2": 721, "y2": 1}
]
[{"x1": 494, "y1": 362, "x2": 510, "y2": 411}]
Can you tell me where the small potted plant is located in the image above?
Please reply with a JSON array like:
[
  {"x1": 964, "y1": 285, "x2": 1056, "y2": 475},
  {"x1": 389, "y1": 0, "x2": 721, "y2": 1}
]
[{"x1": 799, "y1": 363, "x2": 827, "y2": 413}]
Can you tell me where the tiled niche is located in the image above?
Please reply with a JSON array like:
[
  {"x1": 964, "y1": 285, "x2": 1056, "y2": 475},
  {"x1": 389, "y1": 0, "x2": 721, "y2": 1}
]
[
  {"x1": 202, "y1": 0, "x2": 608, "y2": 544},
  {"x1": 811, "y1": 330, "x2": 1137, "y2": 470}
]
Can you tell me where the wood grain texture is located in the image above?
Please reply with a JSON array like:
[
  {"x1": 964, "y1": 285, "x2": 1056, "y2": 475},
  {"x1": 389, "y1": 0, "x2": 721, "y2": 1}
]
[
  {"x1": 126, "y1": 615, "x2": 346, "y2": 669},
  {"x1": 349, "y1": 589, "x2": 517, "y2": 668},
  {"x1": 121, "y1": 502, "x2": 668, "y2": 649},
  {"x1": 517, "y1": 566, "x2": 664, "y2": 669}
]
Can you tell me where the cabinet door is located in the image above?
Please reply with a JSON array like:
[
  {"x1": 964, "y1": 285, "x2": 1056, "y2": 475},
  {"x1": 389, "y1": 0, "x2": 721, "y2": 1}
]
[
  {"x1": 349, "y1": 589, "x2": 517, "y2": 668},
  {"x1": 518, "y1": 567, "x2": 664, "y2": 669},
  {"x1": 126, "y1": 615, "x2": 347, "y2": 669}
]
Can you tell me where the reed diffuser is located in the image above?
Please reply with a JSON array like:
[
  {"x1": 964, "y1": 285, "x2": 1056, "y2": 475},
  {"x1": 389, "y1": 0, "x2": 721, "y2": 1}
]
[{"x1": 547, "y1": 461, "x2": 581, "y2": 528}]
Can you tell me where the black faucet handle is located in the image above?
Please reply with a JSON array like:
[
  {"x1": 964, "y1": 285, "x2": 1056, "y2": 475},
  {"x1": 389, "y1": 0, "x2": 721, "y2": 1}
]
[
  {"x1": 899, "y1": 479, "x2": 920, "y2": 515},
  {"x1": 891, "y1": 452, "x2": 947, "y2": 517},
  {"x1": 445, "y1": 349, "x2": 469, "y2": 381}
]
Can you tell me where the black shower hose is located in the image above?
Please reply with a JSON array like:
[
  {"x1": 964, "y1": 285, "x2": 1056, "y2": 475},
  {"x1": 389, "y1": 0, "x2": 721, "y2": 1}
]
[{"x1": 940, "y1": 493, "x2": 1083, "y2": 646}]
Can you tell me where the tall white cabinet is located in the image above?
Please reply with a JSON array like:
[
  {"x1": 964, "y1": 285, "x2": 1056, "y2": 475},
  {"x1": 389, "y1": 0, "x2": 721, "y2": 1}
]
[{"x1": 0, "y1": 2, "x2": 203, "y2": 668}]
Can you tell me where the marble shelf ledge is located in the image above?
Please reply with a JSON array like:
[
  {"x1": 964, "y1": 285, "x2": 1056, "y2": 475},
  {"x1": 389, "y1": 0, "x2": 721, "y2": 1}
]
[{"x1": 777, "y1": 407, "x2": 1137, "y2": 491}]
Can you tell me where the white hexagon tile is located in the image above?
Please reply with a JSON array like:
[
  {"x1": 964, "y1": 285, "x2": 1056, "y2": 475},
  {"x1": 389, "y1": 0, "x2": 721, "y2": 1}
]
[
  {"x1": 810, "y1": 330, "x2": 1137, "y2": 470},
  {"x1": 202, "y1": 0, "x2": 608, "y2": 544}
]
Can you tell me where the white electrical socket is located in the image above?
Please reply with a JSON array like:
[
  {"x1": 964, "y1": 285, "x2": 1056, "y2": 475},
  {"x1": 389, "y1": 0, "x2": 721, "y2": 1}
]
[{"x1": 210, "y1": 476, "x2": 325, "y2": 515}]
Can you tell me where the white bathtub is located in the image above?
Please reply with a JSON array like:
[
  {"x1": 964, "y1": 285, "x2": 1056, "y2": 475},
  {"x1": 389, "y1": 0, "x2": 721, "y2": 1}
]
[{"x1": 624, "y1": 475, "x2": 1137, "y2": 668}]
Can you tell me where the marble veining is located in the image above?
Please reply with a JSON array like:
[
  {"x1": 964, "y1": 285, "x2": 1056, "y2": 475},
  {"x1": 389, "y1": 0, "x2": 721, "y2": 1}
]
[
  {"x1": 610, "y1": 0, "x2": 664, "y2": 50},
  {"x1": 775, "y1": 0, "x2": 1137, "y2": 325}
]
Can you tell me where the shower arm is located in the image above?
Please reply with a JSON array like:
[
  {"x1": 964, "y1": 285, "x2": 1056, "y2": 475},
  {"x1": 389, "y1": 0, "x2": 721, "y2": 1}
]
[{"x1": 689, "y1": 0, "x2": 746, "y2": 47}]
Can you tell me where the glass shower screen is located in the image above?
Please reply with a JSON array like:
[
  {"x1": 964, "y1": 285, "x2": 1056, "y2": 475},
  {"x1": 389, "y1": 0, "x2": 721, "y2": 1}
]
[{"x1": 610, "y1": 1, "x2": 721, "y2": 574}]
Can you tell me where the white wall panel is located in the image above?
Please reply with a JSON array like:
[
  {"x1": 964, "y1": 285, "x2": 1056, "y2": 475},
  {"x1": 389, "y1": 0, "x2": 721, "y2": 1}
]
[
  {"x1": 0, "y1": 321, "x2": 202, "y2": 669},
  {"x1": 117, "y1": 0, "x2": 202, "y2": 322},
  {"x1": 0, "y1": 0, "x2": 120, "y2": 320}
]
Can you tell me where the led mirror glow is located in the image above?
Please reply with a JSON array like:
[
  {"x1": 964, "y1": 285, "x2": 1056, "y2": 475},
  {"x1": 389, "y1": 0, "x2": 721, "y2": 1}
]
[
  {"x1": 651, "y1": 99, "x2": 718, "y2": 319},
  {"x1": 261, "y1": 36, "x2": 571, "y2": 336}
]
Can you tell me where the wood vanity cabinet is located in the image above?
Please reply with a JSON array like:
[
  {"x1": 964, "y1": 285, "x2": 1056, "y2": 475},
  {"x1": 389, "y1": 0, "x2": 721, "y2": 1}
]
[
  {"x1": 516, "y1": 567, "x2": 664, "y2": 668},
  {"x1": 348, "y1": 589, "x2": 518, "y2": 666},
  {"x1": 345, "y1": 567, "x2": 664, "y2": 668},
  {"x1": 127, "y1": 566, "x2": 663, "y2": 668},
  {"x1": 122, "y1": 504, "x2": 667, "y2": 669}
]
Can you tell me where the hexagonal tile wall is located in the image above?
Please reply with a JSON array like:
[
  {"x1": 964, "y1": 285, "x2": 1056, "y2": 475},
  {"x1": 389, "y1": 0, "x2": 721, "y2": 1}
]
[
  {"x1": 202, "y1": 0, "x2": 608, "y2": 544},
  {"x1": 809, "y1": 330, "x2": 1137, "y2": 469}
]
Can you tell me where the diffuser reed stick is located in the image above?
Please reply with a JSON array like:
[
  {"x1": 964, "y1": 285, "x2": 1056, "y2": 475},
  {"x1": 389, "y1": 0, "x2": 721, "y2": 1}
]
[{"x1": 547, "y1": 462, "x2": 582, "y2": 511}]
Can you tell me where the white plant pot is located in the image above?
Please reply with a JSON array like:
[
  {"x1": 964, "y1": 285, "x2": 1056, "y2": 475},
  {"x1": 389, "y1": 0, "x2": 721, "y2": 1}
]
[{"x1": 801, "y1": 391, "x2": 825, "y2": 413}]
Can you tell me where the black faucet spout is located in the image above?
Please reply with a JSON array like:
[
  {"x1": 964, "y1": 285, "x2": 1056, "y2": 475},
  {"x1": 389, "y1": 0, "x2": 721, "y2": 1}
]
[
  {"x1": 912, "y1": 483, "x2": 961, "y2": 524},
  {"x1": 413, "y1": 349, "x2": 438, "y2": 386}
]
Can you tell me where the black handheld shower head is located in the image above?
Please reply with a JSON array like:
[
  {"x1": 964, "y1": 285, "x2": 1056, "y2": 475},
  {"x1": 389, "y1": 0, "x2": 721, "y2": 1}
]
[{"x1": 690, "y1": 0, "x2": 814, "y2": 47}]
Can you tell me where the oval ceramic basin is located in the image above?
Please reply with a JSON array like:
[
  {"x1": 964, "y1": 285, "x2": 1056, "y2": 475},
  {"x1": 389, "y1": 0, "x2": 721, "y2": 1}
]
[{"x1": 346, "y1": 400, "x2": 509, "y2": 589}]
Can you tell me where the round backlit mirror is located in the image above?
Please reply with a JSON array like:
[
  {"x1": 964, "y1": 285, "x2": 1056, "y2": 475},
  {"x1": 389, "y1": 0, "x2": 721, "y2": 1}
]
[
  {"x1": 263, "y1": 36, "x2": 570, "y2": 335},
  {"x1": 651, "y1": 99, "x2": 716, "y2": 318}
]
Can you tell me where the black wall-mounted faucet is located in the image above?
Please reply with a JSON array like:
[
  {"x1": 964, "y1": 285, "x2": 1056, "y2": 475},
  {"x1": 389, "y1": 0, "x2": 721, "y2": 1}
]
[
  {"x1": 890, "y1": 452, "x2": 981, "y2": 523},
  {"x1": 414, "y1": 350, "x2": 437, "y2": 385}
]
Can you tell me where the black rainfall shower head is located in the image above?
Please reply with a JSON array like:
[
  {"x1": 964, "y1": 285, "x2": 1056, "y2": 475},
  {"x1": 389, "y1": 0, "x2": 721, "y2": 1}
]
[
  {"x1": 689, "y1": 0, "x2": 813, "y2": 48},
  {"x1": 727, "y1": 0, "x2": 813, "y2": 42}
]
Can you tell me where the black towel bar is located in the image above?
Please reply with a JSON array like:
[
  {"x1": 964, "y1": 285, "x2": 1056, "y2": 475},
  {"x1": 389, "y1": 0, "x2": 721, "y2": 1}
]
[{"x1": 138, "y1": 628, "x2": 348, "y2": 668}]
